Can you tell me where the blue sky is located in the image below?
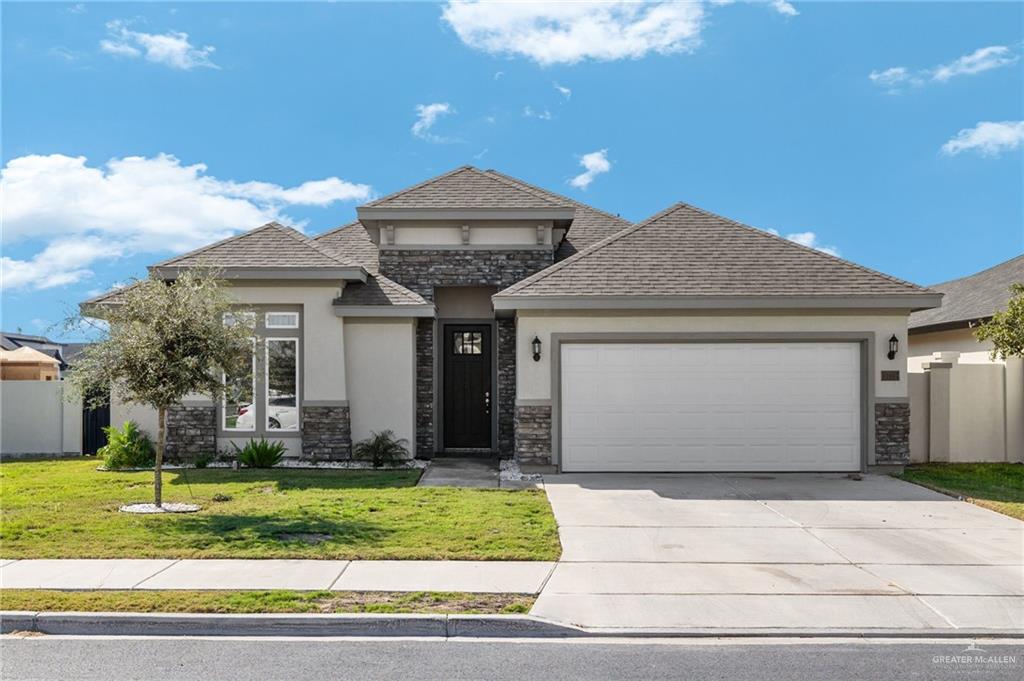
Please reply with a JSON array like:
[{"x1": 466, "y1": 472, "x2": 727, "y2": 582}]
[{"x1": 2, "y1": 1, "x2": 1022, "y2": 340}]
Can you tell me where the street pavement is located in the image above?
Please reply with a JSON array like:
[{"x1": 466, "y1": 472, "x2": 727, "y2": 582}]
[{"x1": 3, "y1": 635, "x2": 1023, "y2": 680}]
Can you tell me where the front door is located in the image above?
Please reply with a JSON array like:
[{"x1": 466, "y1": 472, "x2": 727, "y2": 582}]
[{"x1": 443, "y1": 324, "x2": 492, "y2": 449}]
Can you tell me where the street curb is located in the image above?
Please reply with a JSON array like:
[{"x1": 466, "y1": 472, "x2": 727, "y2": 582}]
[{"x1": 2, "y1": 611, "x2": 1022, "y2": 639}]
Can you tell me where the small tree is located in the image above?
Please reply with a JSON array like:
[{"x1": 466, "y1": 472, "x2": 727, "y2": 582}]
[
  {"x1": 974, "y1": 283, "x2": 1024, "y2": 360},
  {"x1": 69, "y1": 270, "x2": 254, "y2": 508}
]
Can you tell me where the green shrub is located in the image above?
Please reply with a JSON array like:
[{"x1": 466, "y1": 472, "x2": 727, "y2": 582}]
[
  {"x1": 353, "y1": 430, "x2": 409, "y2": 468},
  {"x1": 232, "y1": 438, "x2": 287, "y2": 468},
  {"x1": 192, "y1": 452, "x2": 215, "y2": 469},
  {"x1": 99, "y1": 421, "x2": 155, "y2": 470}
]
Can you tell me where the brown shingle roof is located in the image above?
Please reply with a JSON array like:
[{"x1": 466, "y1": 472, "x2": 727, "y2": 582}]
[
  {"x1": 498, "y1": 203, "x2": 934, "y2": 299},
  {"x1": 480, "y1": 169, "x2": 632, "y2": 260},
  {"x1": 909, "y1": 254, "x2": 1023, "y2": 331},
  {"x1": 153, "y1": 222, "x2": 360, "y2": 270},
  {"x1": 362, "y1": 166, "x2": 571, "y2": 210},
  {"x1": 335, "y1": 274, "x2": 429, "y2": 307},
  {"x1": 314, "y1": 221, "x2": 380, "y2": 272}
]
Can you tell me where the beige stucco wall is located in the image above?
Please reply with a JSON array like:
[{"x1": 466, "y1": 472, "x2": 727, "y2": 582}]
[
  {"x1": 1006, "y1": 357, "x2": 1024, "y2": 463},
  {"x1": 110, "y1": 393, "x2": 161, "y2": 441},
  {"x1": 1, "y1": 381, "x2": 81, "y2": 455},
  {"x1": 516, "y1": 310, "x2": 911, "y2": 401},
  {"x1": 948, "y1": 363, "x2": 1006, "y2": 462},
  {"x1": 343, "y1": 318, "x2": 416, "y2": 452},
  {"x1": 908, "y1": 327, "x2": 998, "y2": 372},
  {"x1": 435, "y1": 286, "x2": 497, "y2": 319},
  {"x1": 387, "y1": 220, "x2": 553, "y2": 247},
  {"x1": 908, "y1": 372, "x2": 930, "y2": 463},
  {"x1": 227, "y1": 282, "x2": 346, "y2": 402}
]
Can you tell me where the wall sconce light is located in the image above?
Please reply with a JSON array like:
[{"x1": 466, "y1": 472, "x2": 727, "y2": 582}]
[
  {"x1": 532, "y1": 335, "x2": 542, "y2": 362},
  {"x1": 887, "y1": 334, "x2": 899, "y2": 360}
]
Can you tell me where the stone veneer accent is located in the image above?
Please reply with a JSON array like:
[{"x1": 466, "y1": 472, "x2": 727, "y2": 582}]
[
  {"x1": 874, "y1": 401, "x2": 910, "y2": 465},
  {"x1": 379, "y1": 249, "x2": 555, "y2": 300},
  {"x1": 380, "y1": 248, "x2": 553, "y2": 457},
  {"x1": 496, "y1": 318, "x2": 517, "y2": 458},
  {"x1": 301, "y1": 405, "x2": 352, "y2": 460},
  {"x1": 415, "y1": 319, "x2": 434, "y2": 457},
  {"x1": 165, "y1": 405, "x2": 216, "y2": 462},
  {"x1": 515, "y1": 404, "x2": 552, "y2": 465}
]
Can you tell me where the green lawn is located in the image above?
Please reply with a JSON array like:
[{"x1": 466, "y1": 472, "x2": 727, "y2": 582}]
[
  {"x1": 0, "y1": 589, "x2": 533, "y2": 615},
  {"x1": 0, "y1": 459, "x2": 560, "y2": 560},
  {"x1": 899, "y1": 463, "x2": 1024, "y2": 520}
]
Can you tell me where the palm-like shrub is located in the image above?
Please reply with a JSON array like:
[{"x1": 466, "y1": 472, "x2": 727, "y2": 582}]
[
  {"x1": 352, "y1": 430, "x2": 409, "y2": 468},
  {"x1": 99, "y1": 421, "x2": 155, "y2": 470},
  {"x1": 233, "y1": 438, "x2": 287, "y2": 468}
]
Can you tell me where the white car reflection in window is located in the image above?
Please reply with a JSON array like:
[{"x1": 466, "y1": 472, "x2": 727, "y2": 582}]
[{"x1": 234, "y1": 397, "x2": 298, "y2": 430}]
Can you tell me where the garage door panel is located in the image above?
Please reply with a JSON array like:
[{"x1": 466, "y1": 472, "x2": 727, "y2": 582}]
[{"x1": 560, "y1": 342, "x2": 861, "y2": 472}]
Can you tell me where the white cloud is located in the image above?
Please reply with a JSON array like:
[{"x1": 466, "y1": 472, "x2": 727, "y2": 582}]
[
  {"x1": 442, "y1": 1, "x2": 704, "y2": 66},
  {"x1": 771, "y1": 1, "x2": 799, "y2": 17},
  {"x1": 870, "y1": 45, "x2": 1018, "y2": 93},
  {"x1": 523, "y1": 106, "x2": 553, "y2": 120},
  {"x1": 568, "y1": 149, "x2": 611, "y2": 190},
  {"x1": 933, "y1": 45, "x2": 1019, "y2": 82},
  {"x1": 768, "y1": 228, "x2": 839, "y2": 257},
  {"x1": 411, "y1": 102, "x2": 455, "y2": 142},
  {"x1": 473, "y1": 148, "x2": 489, "y2": 159},
  {"x1": 68, "y1": 3, "x2": 86, "y2": 14},
  {"x1": 100, "y1": 20, "x2": 218, "y2": 70},
  {"x1": 941, "y1": 121, "x2": 1024, "y2": 157},
  {"x1": 0, "y1": 153, "x2": 373, "y2": 291},
  {"x1": 493, "y1": 70, "x2": 504, "y2": 80},
  {"x1": 554, "y1": 82, "x2": 572, "y2": 100}
]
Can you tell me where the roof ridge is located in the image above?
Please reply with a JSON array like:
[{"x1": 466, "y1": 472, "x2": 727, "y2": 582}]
[
  {"x1": 150, "y1": 222, "x2": 283, "y2": 268},
  {"x1": 672, "y1": 202, "x2": 932, "y2": 293},
  {"x1": 362, "y1": 166, "x2": 476, "y2": 207},
  {"x1": 929, "y1": 252, "x2": 1024, "y2": 288},
  {"x1": 497, "y1": 203, "x2": 683, "y2": 296},
  {"x1": 482, "y1": 169, "x2": 629, "y2": 225}
]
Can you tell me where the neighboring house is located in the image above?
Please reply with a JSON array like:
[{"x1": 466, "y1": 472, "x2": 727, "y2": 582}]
[
  {"x1": 906, "y1": 255, "x2": 1023, "y2": 464},
  {"x1": 85, "y1": 166, "x2": 941, "y2": 472},
  {"x1": 0, "y1": 346, "x2": 60, "y2": 381},
  {"x1": 908, "y1": 254, "x2": 1023, "y2": 371},
  {"x1": 0, "y1": 331, "x2": 72, "y2": 373}
]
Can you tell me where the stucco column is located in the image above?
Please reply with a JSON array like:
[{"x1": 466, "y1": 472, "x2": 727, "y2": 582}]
[
  {"x1": 1006, "y1": 357, "x2": 1024, "y2": 463},
  {"x1": 924, "y1": 361, "x2": 953, "y2": 464}
]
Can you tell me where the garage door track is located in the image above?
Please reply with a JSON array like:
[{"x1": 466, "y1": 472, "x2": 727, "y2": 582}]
[{"x1": 533, "y1": 473, "x2": 1023, "y2": 633}]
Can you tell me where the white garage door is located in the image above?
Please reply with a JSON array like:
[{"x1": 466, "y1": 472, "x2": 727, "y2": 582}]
[{"x1": 560, "y1": 342, "x2": 862, "y2": 472}]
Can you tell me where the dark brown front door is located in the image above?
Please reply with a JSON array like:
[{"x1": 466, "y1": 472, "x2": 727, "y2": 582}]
[{"x1": 443, "y1": 324, "x2": 492, "y2": 449}]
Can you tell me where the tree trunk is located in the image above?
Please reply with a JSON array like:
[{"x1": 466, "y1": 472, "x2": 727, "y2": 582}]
[{"x1": 155, "y1": 405, "x2": 166, "y2": 508}]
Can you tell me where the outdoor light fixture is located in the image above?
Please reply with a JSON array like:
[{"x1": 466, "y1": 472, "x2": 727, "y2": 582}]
[
  {"x1": 532, "y1": 336, "x2": 542, "y2": 362},
  {"x1": 887, "y1": 334, "x2": 899, "y2": 360}
]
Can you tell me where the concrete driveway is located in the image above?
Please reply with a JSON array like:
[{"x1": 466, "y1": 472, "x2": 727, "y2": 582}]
[{"x1": 532, "y1": 473, "x2": 1024, "y2": 632}]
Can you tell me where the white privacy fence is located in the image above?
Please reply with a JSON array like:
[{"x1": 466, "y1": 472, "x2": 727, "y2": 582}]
[
  {"x1": 0, "y1": 381, "x2": 81, "y2": 457},
  {"x1": 910, "y1": 355, "x2": 1023, "y2": 463}
]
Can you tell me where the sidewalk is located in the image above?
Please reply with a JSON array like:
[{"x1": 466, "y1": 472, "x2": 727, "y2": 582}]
[{"x1": 0, "y1": 559, "x2": 555, "y2": 594}]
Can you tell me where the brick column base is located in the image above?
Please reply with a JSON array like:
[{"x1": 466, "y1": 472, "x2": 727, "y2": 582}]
[
  {"x1": 515, "y1": 404, "x2": 552, "y2": 466},
  {"x1": 301, "y1": 405, "x2": 352, "y2": 460},
  {"x1": 875, "y1": 401, "x2": 910, "y2": 464}
]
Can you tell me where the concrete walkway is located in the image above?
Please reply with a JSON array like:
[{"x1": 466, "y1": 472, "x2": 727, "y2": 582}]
[
  {"x1": 532, "y1": 472, "x2": 1024, "y2": 632},
  {"x1": 0, "y1": 559, "x2": 555, "y2": 594},
  {"x1": 417, "y1": 457, "x2": 499, "y2": 488}
]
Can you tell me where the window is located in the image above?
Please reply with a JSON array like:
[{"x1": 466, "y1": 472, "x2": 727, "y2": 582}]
[
  {"x1": 223, "y1": 311, "x2": 256, "y2": 327},
  {"x1": 223, "y1": 340, "x2": 255, "y2": 431},
  {"x1": 453, "y1": 331, "x2": 483, "y2": 355},
  {"x1": 266, "y1": 338, "x2": 298, "y2": 430},
  {"x1": 265, "y1": 312, "x2": 299, "y2": 329}
]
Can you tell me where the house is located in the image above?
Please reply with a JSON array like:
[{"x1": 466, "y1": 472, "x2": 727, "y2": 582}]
[
  {"x1": 85, "y1": 166, "x2": 941, "y2": 472},
  {"x1": 0, "y1": 331, "x2": 73, "y2": 374},
  {"x1": 908, "y1": 254, "x2": 1023, "y2": 371},
  {"x1": 0, "y1": 346, "x2": 60, "y2": 381},
  {"x1": 906, "y1": 255, "x2": 1023, "y2": 463}
]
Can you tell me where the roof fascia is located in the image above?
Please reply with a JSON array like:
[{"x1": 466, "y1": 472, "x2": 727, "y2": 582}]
[
  {"x1": 357, "y1": 207, "x2": 576, "y2": 222},
  {"x1": 332, "y1": 304, "x2": 436, "y2": 318},
  {"x1": 151, "y1": 266, "x2": 368, "y2": 283}
]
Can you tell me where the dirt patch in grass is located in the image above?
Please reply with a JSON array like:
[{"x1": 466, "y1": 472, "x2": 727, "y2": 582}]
[{"x1": 0, "y1": 590, "x2": 534, "y2": 615}]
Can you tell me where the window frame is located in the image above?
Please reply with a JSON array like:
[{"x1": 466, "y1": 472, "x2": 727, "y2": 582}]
[{"x1": 264, "y1": 336, "x2": 300, "y2": 432}]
